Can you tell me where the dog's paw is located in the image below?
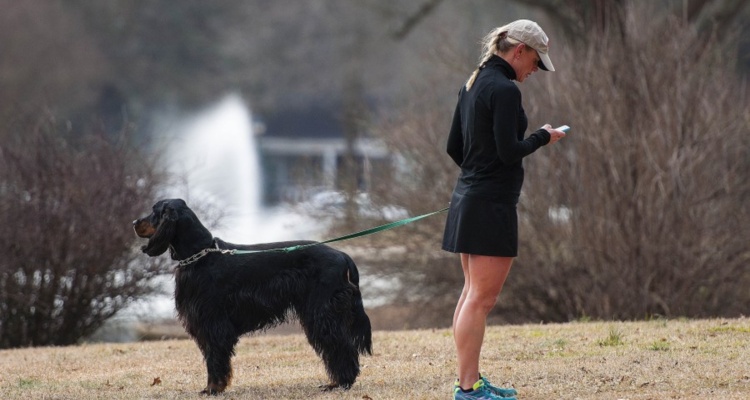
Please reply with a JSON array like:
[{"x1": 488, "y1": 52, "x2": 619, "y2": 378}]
[
  {"x1": 319, "y1": 383, "x2": 338, "y2": 391},
  {"x1": 319, "y1": 382, "x2": 352, "y2": 391},
  {"x1": 200, "y1": 386, "x2": 223, "y2": 396}
]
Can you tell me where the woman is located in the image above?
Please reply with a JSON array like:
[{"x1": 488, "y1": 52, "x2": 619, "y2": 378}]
[{"x1": 442, "y1": 19, "x2": 566, "y2": 400}]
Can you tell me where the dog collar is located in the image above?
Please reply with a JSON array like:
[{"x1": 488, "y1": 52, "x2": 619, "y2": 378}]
[{"x1": 177, "y1": 240, "x2": 236, "y2": 268}]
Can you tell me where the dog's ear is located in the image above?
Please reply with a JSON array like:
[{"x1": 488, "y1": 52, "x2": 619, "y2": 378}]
[{"x1": 141, "y1": 204, "x2": 179, "y2": 257}]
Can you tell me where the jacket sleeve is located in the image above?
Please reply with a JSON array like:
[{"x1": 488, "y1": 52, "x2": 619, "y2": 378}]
[
  {"x1": 491, "y1": 85, "x2": 551, "y2": 164},
  {"x1": 446, "y1": 97, "x2": 464, "y2": 166}
]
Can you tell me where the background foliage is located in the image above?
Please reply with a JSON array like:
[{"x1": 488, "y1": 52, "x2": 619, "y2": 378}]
[
  {"x1": 0, "y1": 117, "x2": 169, "y2": 348},
  {"x1": 363, "y1": 1, "x2": 750, "y2": 327},
  {"x1": 0, "y1": 0, "x2": 747, "y2": 346}
]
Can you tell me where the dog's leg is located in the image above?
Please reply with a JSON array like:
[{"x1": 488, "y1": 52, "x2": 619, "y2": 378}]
[
  {"x1": 342, "y1": 256, "x2": 373, "y2": 356},
  {"x1": 196, "y1": 323, "x2": 238, "y2": 395},
  {"x1": 302, "y1": 288, "x2": 361, "y2": 390},
  {"x1": 317, "y1": 325, "x2": 360, "y2": 390}
]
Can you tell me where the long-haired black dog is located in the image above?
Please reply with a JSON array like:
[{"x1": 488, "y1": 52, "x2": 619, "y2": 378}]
[{"x1": 133, "y1": 199, "x2": 372, "y2": 395}]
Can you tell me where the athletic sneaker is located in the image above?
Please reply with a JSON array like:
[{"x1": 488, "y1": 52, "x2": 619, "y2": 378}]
[
  {"x1": 454, "y1": 375, "x2": 518, "y2": 398},
  {"x1": 453, "y1": 379, "x2": 516, "y2": 400},
  {"x1": 480, "y1": 374, "x2": 518, "y2": 398}
]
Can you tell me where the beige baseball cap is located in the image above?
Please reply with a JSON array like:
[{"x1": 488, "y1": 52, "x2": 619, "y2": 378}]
[{"x1": 502, "y1": 19, "x2": 555, "y2": 72}]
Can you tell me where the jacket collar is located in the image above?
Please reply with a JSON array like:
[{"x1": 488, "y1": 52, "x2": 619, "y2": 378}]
[{"x1": 483, "y1": 54, "x2": 517, "y2": 81}]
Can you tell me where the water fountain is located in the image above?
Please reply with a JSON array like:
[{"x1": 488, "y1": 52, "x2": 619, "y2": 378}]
[
  {"x1": 159, "y1": 93, "x2": 318, "y2": 243},
  {"x1": 118, "y1": 94, "x2": 312, "y2": 327},
  {"x1": 93, "y1": 94, "x2": 383, "y2": 341},
  {"x1": 162, "y1": 93, "x2": 261, "y2": 243}
]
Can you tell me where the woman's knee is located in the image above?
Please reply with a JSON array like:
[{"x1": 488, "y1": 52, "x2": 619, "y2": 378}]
[{"x1": 465, "y1": 292, "x2": 499, "y2": 314}]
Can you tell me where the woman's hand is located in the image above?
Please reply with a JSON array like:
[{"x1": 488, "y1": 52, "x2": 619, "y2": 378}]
[{"x1": 542, "y1": 124, "x2": 566, "y2": 144}]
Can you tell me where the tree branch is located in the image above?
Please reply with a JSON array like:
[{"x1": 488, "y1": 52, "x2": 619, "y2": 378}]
[{"x1": 391, "y1": 0, "x2": 444, "y2": 40}]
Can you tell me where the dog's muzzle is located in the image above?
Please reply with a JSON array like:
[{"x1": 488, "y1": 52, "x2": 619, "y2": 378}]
[{"x1": 133, "y1": 218, "x2": 156, "y2": 238}]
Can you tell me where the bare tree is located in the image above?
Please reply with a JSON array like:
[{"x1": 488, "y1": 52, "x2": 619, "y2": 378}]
[
  {"x1": 517, "y1": 0, "x2": 749, "y2": 39},
  {"x1": 362, "y1": 1, "x2": 749, "y2": 326},
  {"x1": 510, "y1": 2, "x2": 750, "y2": 321},
  {"x1": 361, "y1": 86, "x2": 464, "y2": 328},
  {"x1": 0, "y1": 1, "x2": 107, "y2": 122},
  {"x1": 0, "y1": 116, "x2": 170, "y2": 348}
]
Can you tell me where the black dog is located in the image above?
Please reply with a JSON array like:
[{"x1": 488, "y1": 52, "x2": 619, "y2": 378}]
[{"x1": 133, "y1": 199, "x2": 372, "y2": 394}]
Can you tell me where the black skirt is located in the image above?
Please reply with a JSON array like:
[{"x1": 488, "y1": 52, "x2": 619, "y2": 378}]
[{"x1": 441, "y1": 191, "x2": 518, "y2": 257}]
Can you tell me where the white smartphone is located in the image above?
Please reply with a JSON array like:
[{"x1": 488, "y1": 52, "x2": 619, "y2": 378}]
[{"x1": 555, "y1": 125, "x2": 570, "y2": 133}]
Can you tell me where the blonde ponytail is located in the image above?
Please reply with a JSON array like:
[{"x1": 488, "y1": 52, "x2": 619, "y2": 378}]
[{"x1": 465, "y1": 28, "x2": 522, "y2": 91}]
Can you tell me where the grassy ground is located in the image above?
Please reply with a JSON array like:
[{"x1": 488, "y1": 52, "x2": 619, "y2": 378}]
[{"x1": 1, "y1": 318, "x2": 748, "y2": 399}]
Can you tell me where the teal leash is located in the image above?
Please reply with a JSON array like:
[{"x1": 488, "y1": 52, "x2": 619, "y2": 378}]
[
  {"x1": 228, "y1": 207, "x2": 449, "y2": 255},
  {"x1": 177, "y1": 207, "x2": 449, "y2": 267}
]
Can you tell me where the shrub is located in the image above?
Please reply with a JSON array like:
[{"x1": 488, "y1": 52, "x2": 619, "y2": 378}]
[
  {"x1": 0, "y1": 116, "x2": 169, "y2": 348},
  {"x1": 511, "y1": 6, "x2": 750, "y2": 321},
  {"x1": 363, "y1": 3, "x2": 749, "y2": 326}
]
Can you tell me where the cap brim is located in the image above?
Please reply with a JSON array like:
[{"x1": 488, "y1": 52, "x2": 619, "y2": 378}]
[{"x1": 538, "y1": 52, "x2": 554, "y2": 71}]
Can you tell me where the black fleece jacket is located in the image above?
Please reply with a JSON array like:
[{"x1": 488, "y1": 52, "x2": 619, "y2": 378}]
[{"x1": 447, "y1": 55, "x2": 550, "y2": 204}]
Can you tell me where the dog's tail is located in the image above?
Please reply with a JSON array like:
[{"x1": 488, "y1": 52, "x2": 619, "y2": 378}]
[{"x1": 344, "y1": 255, "x2": 372, "y2": 355}]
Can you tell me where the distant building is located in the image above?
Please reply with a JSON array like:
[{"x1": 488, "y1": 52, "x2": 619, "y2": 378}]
[{"x1": 256, "y1": 102, "x2": 390, "y2": 205}]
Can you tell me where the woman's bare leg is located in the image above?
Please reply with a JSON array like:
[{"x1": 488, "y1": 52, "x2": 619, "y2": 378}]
[
  {"x1": 454, "y1": 255, "x2": 513, "y2": 390},
  {"x1": 453, "y1": 253, "x2": 471, "y2": 337}
]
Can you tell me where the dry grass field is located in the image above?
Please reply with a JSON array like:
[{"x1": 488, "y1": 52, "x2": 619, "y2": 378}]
[{"x1": 1, "y1": 318, "x2": 748, "y2": 399}]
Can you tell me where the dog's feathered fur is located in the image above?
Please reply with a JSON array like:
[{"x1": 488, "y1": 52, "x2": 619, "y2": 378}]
[{"x1": 133, "y1": 199, "x2": 372, "y2": 394}]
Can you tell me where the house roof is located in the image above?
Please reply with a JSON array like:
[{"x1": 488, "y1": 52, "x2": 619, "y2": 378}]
[{"x1": 259, "y1": 102, "x2": 344, "y2": 139}]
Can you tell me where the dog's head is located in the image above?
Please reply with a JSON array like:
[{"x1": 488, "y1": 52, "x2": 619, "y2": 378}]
[{"x1": 133, "y1": 199, "x2": 186, "y2": 257}]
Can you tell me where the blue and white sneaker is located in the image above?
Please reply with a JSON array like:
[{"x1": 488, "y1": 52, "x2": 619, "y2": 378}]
[
  {"x1": 454, "y1": 375, "x2": 518, "y2": 399},
  {"x1": 453, "y1": 379, "x2": 516, "y2": 400},
  {"x1": 480, "y1": 374, "x2": 518, "y2": 398}
]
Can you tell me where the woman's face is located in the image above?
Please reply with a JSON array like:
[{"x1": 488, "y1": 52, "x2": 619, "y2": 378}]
[{"x1": 512, "y1": 44, "x2": 540, "y2": 83}]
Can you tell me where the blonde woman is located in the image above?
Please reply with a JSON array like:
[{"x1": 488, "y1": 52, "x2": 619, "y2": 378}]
[{"x1": 442, "y1": 20, "x2": 566, "y2": 400}]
